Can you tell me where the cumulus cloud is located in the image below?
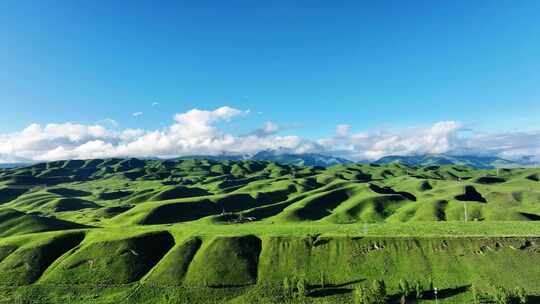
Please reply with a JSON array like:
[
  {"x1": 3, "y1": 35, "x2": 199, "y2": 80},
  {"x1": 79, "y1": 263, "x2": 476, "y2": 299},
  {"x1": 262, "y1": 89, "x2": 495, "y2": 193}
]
[
  {"x1": 132, "y1": 112, "x2": 143, "y2": 117},
  {"x1": 320, "y1": 121, "x2": 464, "y2": 160},
  {"x1": 318, "y1": 121, "x2": 540, "y2": 162},
  {"x1": 152, "y1": 102, "x2": 159, "y2": 106},
  {"x1": 0, "y1": 106, "x2": 538, "y2": 163},
  {"x1": 460, "y1": 130, "x2": 540, "y2": 162}
]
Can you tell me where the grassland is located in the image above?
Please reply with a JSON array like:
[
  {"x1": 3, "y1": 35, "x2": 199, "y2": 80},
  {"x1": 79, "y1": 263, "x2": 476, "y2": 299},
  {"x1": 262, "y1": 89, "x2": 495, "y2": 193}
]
[{"x1": 0, "y1": 158, "x2": 539, "y2": 303}]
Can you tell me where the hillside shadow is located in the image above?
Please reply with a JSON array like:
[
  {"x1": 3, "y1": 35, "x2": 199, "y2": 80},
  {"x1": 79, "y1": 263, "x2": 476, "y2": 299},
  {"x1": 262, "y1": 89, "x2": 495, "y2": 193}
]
[
  {"x1": 295, "y1": 189, "x2": 351, "y2": 220},
  {"x1": 141, "y1": 200, "x2": 220, "y2": 224},
  {"x1": 526, "y1": 173, "x2": 539, "y2": 182},
  {"x1": 520, "y1": 212, "x2": 540, "y2": 221},
  {"x1": 455, "y1": 186, "x2": 486, "y2": 203},
  {"x1": 208, "y1": 283, "x2": 254, "y2": 288},
  {"x1": 308, "y1": 288, "x2": 353, "y2": 297},
  {"x1": 47, "y1": 188, "x2": 92, "y2": 197},
  {"x1": 527, "y1": 295, "x2": 540, "y2": 302},
  {"x1": 475, "y1": 176, "x2": 506, "y2": 184},
  {"x1": 369, "y1": 184, "x2": 417, "y2": 201},
  {"x1": 308, "y1": 278, "x2": 364, "y2": 289},
  {"x1": 380, "y1": 285, "x2": 470, "y2": 303},
  {"x1": 422, "y1": 285, "x2": 470, "y2": 300},
  {"x1": 307, "y1": 278, "x2": 365, "y2": 297}
]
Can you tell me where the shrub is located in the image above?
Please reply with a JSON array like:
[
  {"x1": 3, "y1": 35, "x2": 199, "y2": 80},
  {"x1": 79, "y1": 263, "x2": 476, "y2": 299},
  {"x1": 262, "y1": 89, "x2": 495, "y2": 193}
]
[
  {"x1": 282, "y1": 277, "x2": 293, "y2": 298},
  {"x1": 399, "y1": 295, "x2": 406, "y2": 304},
  {"x1": 514, "y1": 287, "x2": 527, "y2": 304},
  {"x1": 296, "y1": 277, "x2": 307, "y2": 298},
  {"x1": 398, "y1": 279, "x2": 411, "y2": 299},
  {"x1": 354, "y1": 286, "x2": 375, "y2": 304},
  {"x1": 414, "y1": 281, "x2": 424, "y2": 299},
  {"x1": 353, "y1": 286, "x2": 367, "y2": 304},
  {"x1": 371, "y1": 280, "x2": 388, "y2": 304},
  {"x1": 492, "y1": 285, "x2": 510, "y2": 304},
  {"x1": 353, "y1": 282, "x2": 388, "y2": 304},
  {"x1": 471, "y1": 284, "x2": 480, "y2": 304}
]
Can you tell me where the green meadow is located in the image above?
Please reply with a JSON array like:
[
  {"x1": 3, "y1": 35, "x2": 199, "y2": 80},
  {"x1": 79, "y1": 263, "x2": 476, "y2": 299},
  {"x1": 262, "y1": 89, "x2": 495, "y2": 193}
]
[{"x1": 1, "y1": 158, "x2": 540, "y2": 303}]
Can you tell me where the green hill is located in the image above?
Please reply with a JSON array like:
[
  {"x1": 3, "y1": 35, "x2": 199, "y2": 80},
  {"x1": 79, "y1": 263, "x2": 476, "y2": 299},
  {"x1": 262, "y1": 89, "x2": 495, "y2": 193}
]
[{"x1": 1, "y1": 158, "x2": 540, "y2": 303}]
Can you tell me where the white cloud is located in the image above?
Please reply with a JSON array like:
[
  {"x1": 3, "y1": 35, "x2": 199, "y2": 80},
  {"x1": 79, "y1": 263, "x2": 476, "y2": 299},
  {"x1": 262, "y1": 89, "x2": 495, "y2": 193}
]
[
  {"x1": 132, "y1": 112, "x2": 143, "y2": 117},
  {"x1": 152, "y1": 102, "x2": 159, "y2": 106},
  {"x1": 317, "y1": 120, "x2": 539, "y2": 162},
  {"x1": 171, "y1": 106, "x2": 247, "y2": 138},
  {"x1": 0, "y1": 106, "x2": 539, "y2": 163}
]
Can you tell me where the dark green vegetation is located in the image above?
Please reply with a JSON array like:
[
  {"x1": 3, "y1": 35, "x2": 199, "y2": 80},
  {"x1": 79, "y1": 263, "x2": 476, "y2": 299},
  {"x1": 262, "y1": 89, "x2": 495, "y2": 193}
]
[{"x1": 0, "y1": 158, "x2": 540, "y2": 303}]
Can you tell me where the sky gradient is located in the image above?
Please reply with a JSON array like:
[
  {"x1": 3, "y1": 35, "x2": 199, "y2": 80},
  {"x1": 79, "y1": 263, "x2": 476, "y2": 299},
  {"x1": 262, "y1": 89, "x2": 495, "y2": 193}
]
[{"x1": 1, "y1": 1, "x2": 539, "y2": 162}]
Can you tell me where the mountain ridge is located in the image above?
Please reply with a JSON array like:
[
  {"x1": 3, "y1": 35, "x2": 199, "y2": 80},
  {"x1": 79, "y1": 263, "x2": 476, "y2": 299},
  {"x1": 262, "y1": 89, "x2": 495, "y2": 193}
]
[
  {"x1": 1, "y1": 151, "x2": 537, "y2": 169},
  {"x1": 374, "y1": 154, "x2": 535, "y2": 169},
  {"x1": 171, "y1": 150, "x2": 353, "y2": 167}
]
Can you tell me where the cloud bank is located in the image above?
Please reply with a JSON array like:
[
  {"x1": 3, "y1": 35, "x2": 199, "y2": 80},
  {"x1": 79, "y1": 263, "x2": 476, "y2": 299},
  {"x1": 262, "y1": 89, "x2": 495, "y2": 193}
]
[{"x1": 0, "y1": 106, "x2": 539, "y2": 163}]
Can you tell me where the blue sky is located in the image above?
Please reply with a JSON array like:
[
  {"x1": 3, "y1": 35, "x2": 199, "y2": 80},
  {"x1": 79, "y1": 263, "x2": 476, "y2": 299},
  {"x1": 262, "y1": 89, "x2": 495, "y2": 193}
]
[{"x1": 1, "y1": 1, "x2": 540, "y2": 162}]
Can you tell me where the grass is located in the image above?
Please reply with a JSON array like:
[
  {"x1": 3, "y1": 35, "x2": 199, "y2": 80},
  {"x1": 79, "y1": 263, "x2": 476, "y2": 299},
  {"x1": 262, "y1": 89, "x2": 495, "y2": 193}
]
[
  {"x1": 41, "y1": 231, "x2": 175, "y2": 285},
  {"x1": 1, "y1": 158, "x2": 540, "y2": 303}
]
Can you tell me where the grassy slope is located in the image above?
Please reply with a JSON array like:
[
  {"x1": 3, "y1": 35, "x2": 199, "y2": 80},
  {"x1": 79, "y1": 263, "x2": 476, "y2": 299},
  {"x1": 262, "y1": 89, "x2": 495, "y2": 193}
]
[{"x1": 0, "y1": 159, "x2": 540, "y2": 303}]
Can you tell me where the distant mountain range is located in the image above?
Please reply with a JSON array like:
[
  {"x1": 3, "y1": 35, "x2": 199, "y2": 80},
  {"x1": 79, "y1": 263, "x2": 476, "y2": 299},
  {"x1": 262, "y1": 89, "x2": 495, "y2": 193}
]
[
  {"x1": 0, "y1": 163, "x2": 28, "y2": 169},
  {"x1": 250, "y1": 150, "x2": 352, "y2": 167},
  {"x1": 172, "y1": 155, "x2": 249, "y2": 162},
  {"x1": 2, "y1": 152, "x2": 537, "y2": 169},
  {"x1": 174, "y1": 151, "x2": 537, "y2": 169},
  {"x1": 374, "y1": 154, "x2": 537, "y2": 169},
  {"x1": 173, "y1": 150, "x2": 353, "y2": 167}
]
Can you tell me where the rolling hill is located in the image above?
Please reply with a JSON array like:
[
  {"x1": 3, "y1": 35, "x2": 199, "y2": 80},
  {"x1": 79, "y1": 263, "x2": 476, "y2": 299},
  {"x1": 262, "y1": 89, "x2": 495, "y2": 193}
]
[{"x1": 1, "y1": 158, "x2": 540, "y2": 303}]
